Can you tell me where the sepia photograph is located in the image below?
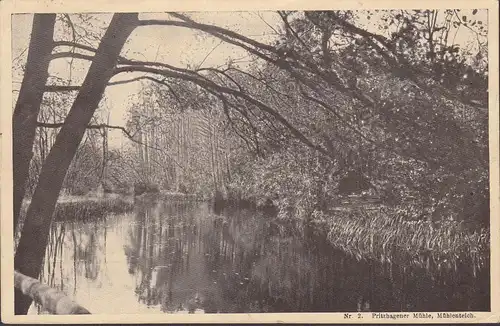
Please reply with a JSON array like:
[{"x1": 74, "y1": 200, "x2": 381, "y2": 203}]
[{"x1": 1, "y1": 0, "x2": 499, "y2": 323}]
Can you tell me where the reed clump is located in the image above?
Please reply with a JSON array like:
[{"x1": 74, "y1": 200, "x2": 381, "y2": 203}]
[
  {"x1": 320, "y1": 208, "x2": 489, "y2": 275},
  {"x1": 16, "y1": 196, "x2": 134, "y2": 246},
  {"x1": 52, "y1": 197, "x2": 134, "y2": 222}
]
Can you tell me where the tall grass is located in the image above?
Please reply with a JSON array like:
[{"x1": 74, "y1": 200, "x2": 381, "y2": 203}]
[
  {"x1": 52, "y1": 197, "x2": 134, "y2": 221},
  {"x1": 19, "y1": 196, "x2": 134, "y2": 223},
  {"x1": 15, "y1": 196, "x2": 134, "y2": 250},
  {"x1": 316, "y1": 208, "x2": 489, "y2": 275}
]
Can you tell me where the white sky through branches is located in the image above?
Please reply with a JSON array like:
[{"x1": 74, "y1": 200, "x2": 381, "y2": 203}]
[
  {"x1": 11, "y1": 10, "x2": 487, "y2": 148},
  {"x1": 12, "y1": 12, "x2": 281, "y2": 147}
]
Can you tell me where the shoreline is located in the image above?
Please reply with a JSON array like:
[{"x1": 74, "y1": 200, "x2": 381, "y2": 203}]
[{"x1": 19, "y1": 193, "x2": 490, "y2": 276}]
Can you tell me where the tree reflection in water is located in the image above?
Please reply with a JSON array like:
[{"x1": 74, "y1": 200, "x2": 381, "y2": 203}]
[
  {"x1": 37, "y1": 199, "x2": 489, "y2": 314},
  {"x1": 34, "y1": 217, "x2": 107, "y2": 313},
  {"x1": 124, "y1": 200, "x2": 489, "y2": 313}
]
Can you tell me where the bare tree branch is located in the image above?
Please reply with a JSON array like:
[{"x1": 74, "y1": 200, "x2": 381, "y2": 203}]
[
  {"x1": 52, "y1": 40, "x2": 97, "y2": 53},
  {"x1": 37, "y1": 121, "x2": 137, "y2": 138},
  {"x1": 50, "y1": 51, "x2": 94, "y2": 61},
  {"x1": 45, "y1": 75, "x2": 173, "y2": 92},
  {"x1": 37, "y1": 121, "x2": 187, "y2": 170},
  {"x1": 196, "y1": 39, "x2": 224, "y2": 69}
]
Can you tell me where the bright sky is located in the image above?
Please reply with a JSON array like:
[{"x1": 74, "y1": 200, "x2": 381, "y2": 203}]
[{"x1": 11, "y1": 10, "x2": 488, "y2": 148}]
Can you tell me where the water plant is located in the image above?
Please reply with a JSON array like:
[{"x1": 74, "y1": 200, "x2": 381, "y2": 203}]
[{"x1": 319, "y1": 207, "x2": 489, "y2": 276}]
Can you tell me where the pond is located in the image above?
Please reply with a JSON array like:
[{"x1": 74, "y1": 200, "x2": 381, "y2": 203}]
[{"x1": 29, "y1": 198, "x2": 490, "y2": 314}]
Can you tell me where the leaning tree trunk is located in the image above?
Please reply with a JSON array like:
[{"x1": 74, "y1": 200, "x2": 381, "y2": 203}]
[
  {"x1": 14, "y1": 13, "x2": 138, "y2": 315},
  {"x1": 13, "y1": 14, "x2": 56, "y2": 234}
]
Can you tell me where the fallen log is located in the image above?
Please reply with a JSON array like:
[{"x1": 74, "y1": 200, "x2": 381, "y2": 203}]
[{"x1": 14, "y1": 270, "x2": 90, "y2": 314}]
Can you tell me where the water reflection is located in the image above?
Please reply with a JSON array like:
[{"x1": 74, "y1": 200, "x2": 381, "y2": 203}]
[{"x1": 32, "y1": 199, "x2": 490, "y2": 314}]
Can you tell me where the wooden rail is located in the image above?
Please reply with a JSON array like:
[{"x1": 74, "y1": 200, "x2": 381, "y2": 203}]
[{"x1": 14, "y1": 270, "x2": 91, "y2": 314}]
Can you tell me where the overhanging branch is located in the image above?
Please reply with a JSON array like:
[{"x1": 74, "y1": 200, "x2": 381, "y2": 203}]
[
  {"x1": 45, "y1": 75, "x2": 173, "y2": 92},
  {"x1": 37, "y1": 121, "x2": 136, "y2": 139},
  {"x1": 37, "y1": 121, "x2": 187, "y2": 170},
  {"x1": 113, "y1": 64, "x2": 331, "y2": 158}
]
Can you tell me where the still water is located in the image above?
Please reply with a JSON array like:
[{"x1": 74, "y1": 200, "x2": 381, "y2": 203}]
[{"x1": 30, "y1": 199, "x2": 489, "y2": 314}]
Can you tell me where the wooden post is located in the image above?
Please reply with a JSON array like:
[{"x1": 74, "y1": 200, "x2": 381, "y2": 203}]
[{"x1": 14, "y1": 271, "x2": 90, "y2": 314}]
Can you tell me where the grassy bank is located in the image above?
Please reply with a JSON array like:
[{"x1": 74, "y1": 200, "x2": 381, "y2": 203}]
[
  {"x1": 52, "y1": 196, "x2": 134, "y2": 221},
  {"x1": 16, "y1": 195, "x2": 135, "y2": 250},
  {"x1": 20, "y1": 195, "x2": 134, "y2": 223},
  {"x1": 310, "y1": 207, "x2": 489, "y2": 276}
]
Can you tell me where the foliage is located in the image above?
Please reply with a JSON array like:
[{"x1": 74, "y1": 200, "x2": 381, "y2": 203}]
[
  {"x1": 228, "y1": 144, "x2": 337, "y2": 221},
  {"x1": 217, "y1": 9, "x2": 489, "y2": 232}
]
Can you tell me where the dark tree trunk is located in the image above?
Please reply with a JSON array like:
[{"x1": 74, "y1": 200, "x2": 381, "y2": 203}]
[
  {"x1": 13, "y1": 14, "x2": 56, "y2": 234},
  {"x1": 14, "y1": 13, "x2": 138, "y2": 315}
]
